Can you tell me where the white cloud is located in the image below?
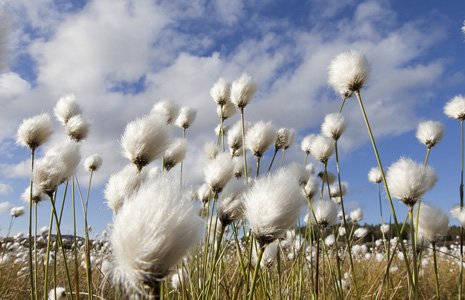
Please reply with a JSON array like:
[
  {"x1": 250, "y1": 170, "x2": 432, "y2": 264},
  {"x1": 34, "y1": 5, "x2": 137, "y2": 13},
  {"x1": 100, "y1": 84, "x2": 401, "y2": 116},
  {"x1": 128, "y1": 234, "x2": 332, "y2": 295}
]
[
  {"x1": 0, "y1": 201, "x2": 10, "y2": 213},
  {"x1": 0, "y1": 182, "x2": 12, "y2": 195}
]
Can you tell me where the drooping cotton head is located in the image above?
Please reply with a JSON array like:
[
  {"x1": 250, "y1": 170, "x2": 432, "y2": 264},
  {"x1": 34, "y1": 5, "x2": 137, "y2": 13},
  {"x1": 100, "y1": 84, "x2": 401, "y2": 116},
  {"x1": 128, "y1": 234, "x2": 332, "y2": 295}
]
[
  {"x1": 244, "y1": 168, "x2": 305, "y2": 246},
  {"x1": 104, "y1": 164, "x2": 148, "y2": 214},
  {"x1": 84, "y1": 154, "x2": 103, "y2": 172},
  {"x1": 309, "y1": 135, "x2": 335, "y2": 163},
  {"x1": 17, "y1": 113, "x2": 53, "y2": 151},
  {"x1": 328, "y1": 50, "x2": 369, "y2": 98},
  {"x1": 32, "y1": 155, "x2": 66, "y2": 197},
  {"x1": 230, "y1": 73, "x2": 257, "y2": 109},
  {"x1": 416, "y1": 120, "x2": 444, "y2": 148},
  {"x1": 48, "y1": 287, "x2": 66, "y2": 300},
  {"x1": 444, "y1": 95, "x2": 465, "y2": 120},
  {"x1": 45, "y1": 141, "x2": 81, "y2": 182},
  {"x1": 111, "y1": 174, "x2": 203, "y2": 295},
  {"x1": 66, "y1": 114, "x2": 90, "y2": 142},
  {"x1": 151, "y1": 100, "x2": 179, "y2": 125},
  {"x1": 218, "y1": 180, "x2": 246, "y2": 226},
  {"x1": 10, "y1": 206, "x2": 25, "y2": 218},
  {"x1": 368, "y1": 167, "x2": 382, "y2": 184},
  {"x1": 350, "y1": 208, "x2": 363, "y2": 223},
  {"x1": 204, "y1": 152, "x2": 234, "y2": 193},
  {"x1": 210, "y1": 78, "x2": 231, "y2": 106},
  {"x1": 321, "y1": 113, "x2": 346, "y2": 141},
  {"x1": 246, "y1": 121, "x2": 276, "y2": 158},
  {"x1": 301, "y1": 134, "x2": 316, "y2": 155},
  {"x1": 163, "y1": 138, "x2": 187, "y2": 171},
  {"x1": 197, "y1": 183, "x2": 211, "y2": 203},
  {"x1": 21, "y1": 185, "x2": 46, "y2": 204},
  {"x1": 121, "y1": 115, "x2": 169, "y2": 171},
  {"x1": 329, "y1": 182, "x2": 348, "y2": 198},
  {"x1": 228, "y1": 120, "x2": 250, "y2": 156},
  {"x1": 175, "y1": 106, "x2": 197, "y2": 130},
  {"x1": 451, "y1": 205, "x2": 465, "y2": 227},
  {"x1": 386, "y1": 157, "x2": 436, "y2": 207},
  {"x1": 308, "y1": 199, "x2": 338, "y2": 228},
  {"x1": 54, "y1": 94, "x2": 81, "y2": 125},
  {"x1": 304, "y1": 176, "x2": 319, "y2": 200},
  {"x1": 203, "y1": 142, "x2": 219, "y2": 160},
  {"x1": 415, "y1": 203, "x2": 448, "y2": 243},
  {"x1": 216, "y1": 100, "x2": 236, "y2": 120}
]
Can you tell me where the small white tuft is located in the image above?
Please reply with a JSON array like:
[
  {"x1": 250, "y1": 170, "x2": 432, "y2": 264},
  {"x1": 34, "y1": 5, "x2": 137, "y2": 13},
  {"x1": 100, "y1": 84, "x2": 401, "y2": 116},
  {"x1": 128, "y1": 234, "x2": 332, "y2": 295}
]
[
  {"x1": 175, "y1": 106, "x2": 197, "y2": 130},
  {"x1": 309, "y1": 135, "x2": 334, "y2": 163},
  {"x1": 416, "y1": 120, "x2": 444, "y2": 148},
  {"x1": 246, "y1": 121, "x2": 276, "y2": 158},
  {"x1": 321, "y1": 113, "x2": 346, "y2": 141},
  {"x1": 354, "y1": 227, "x2": 368, "y2": 239},
  {"x1": 45, "y1": 140, "x2": 81, "y2": 182},
  {"x1": 197, "y1": 183, "x2": 212, "y2": 203},
  {"x1": 10, "y1": 206, "x2": 25, "y2": 218},
  {"x1": 252, "y1": 240, "x2": 279, "y2": 268},
  {"x1": 328, "y1": 50, "x2": 369, "y2": 98},
  {"x1": 232, "y1": 156, "x2": 247, "y2": 178},
  {"x1": 203, "y1": 142, "x2": 219, "y2": 160},
  {"x1": 451, "y1": 205, "x2": 465, "y2": 227},
  {"x1": 66, "y1": 114, "x2": 90, "y2": 142},
  {"x1": 444, "y1": 95, "x2": 465, "y2": 120},
  {"x1": 228, "y1": 120, "x2": 250, "y2": 156},
  {"x1": 329, "y1": 182, "x2": 348, "y2": 198},
  {"x1": 275, "y1": 128, "x2": 291, "y2": 150},
  {"x1": 204, "y1": 153, "x2": 234, "y2": 193},
  {"x1": 244, "y1": 168, "x2": 305, "y2": 246},
  {"x1": 218, "y1": 180, "x2": 246, "y2": 226},
  {"x1": 163, "y1": 138, "x2": 187, "y2": 171},
  {"x1": 286, "y1": 163, "x2": 310, "y2": 186},
  {"x1": 48, "y1": 287, "x2": 66, "y2": 300},
  {"x1": 210, "y1": 78, "x2": 231, "y2": 106},
  {"x1": 104, "y1": 165, "x2": 148, "y2": 214},
  {"x1": 380, "y1": 224, "x2": 390, "y2": 234},
  {"x1": 304, "y1": 176, "x2": 319, "y2": 200},
  {"x1": 216, "y1": 100, "x2": 236, "y2": 119},
  {"x1": 54, "y1": 94, "x2": 81, "y2": 125},
  {"x1": 21, "y1": 185, "x2": 46, "y2": 204},
  {"x1": 309, "y1": 200, "x2": 338, "y2": 228},
  {"x1": 349, "y1": 208, "x2": 363, "y2": 223},
  {"x1": 84, "y1": 154, "x2": 103, "y2": 172},
  {"x1": 301, "y1": 134, "x2": 316, "y2": 155},
  {"x1": 368, "y1": 167, "x2": 382, "y2": 184},
  {"x1": 17, "y1": 113, "x2": 53, "y2": 150},
  {"x1": 230, "y1": 73, "x2": 257, "y2": 109},
  {"x1": 386, "y1": 157, "x2": 436, "y2": 207},
  {"x1": 111, "y1": 174, "x2": 203, "y2": 295},
  {"x1": 121, "y1": 115, "x2": 169, "y2": 171},
  {"x1": 151, "y1": 100, "x2": 180, "y2": 124},
  {"x1": 415, "y1": 203, "x2": 448, "y2": 243}
]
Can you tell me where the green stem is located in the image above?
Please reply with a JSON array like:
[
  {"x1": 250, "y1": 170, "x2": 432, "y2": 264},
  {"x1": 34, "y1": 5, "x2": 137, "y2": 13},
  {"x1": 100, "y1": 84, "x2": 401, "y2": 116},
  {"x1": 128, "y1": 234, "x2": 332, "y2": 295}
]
[
  {"x1": 28, "y1": 149, "x2": 36, "y2": 300},
  {"x1": 280, "y1": 148, "x2": 286, "y2": 167},
  {"x1": 355, "y1": 90, "x2": 413, "y2": 287},
  {"x1": 460, "y1": 120, "x2": 464, "y2": 300},
  {"x1": 256, "y1": 156, "x2": 261, "y2": 178},
  {"x1": 338, "y1": 96, "x2": 347, "y2": 113},
  {"x1": 409, "y1": 207, "x2": 419, "y2": 300},
  {"x1": 240, "y1": 108, "x2": 249, "y2": 184},
  {"x1": 248, "y1": 244, "x2": 265, "y2": 300},
  {"x1": 432, "y1": 242, "x2": 440, "y2": 300},
  {"x1": 44, "y1": 197, "x2": 55, "y2": 300},
  {"x1": 84, "y1": 172, "x2": 94, "y2": 300},
  {"x1": 267, "y1": 148, "x2": 278, "y2": 173},
  {"x1": 72, "y1": 180, "x2": 80, "y2": 300}
]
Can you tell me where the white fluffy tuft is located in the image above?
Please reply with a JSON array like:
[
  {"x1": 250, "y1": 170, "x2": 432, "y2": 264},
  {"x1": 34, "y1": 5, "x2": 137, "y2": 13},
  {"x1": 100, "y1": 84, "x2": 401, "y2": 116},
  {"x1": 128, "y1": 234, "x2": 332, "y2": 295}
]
[
  {"x1": 21, "y1": 185, "x2": 46, "y2": 204},
  {"x1": 66, "y1": 114, "x2": 90, "y2": 142},
  {"x1": 415, "y1": 120, "x2": 444, "y2": 148},
  {"x1": 45, "y1": 140, "x2": 81, "y2": 182},
  {"x1": 218, "y1": 180, "x2": 246, "y2": 226},
  {"x1": 203, "y1": 152, "x2": 234, "y2": 193},
  {"x1": 309, "y1": 199, "x2": 338, "y2": 228},
  {"x1": 121, "y1": 115, "x2": 169, "y2": 171},
  {"x1": 163, "y1": 138, "x2": 187, "y2": 171},
  {"x1": 230, "y1": 73, "x2": 257, "y2": 109},
  {"x1": 210, "y1": 77, "x2": 231, "y2": 106},
  {"x1": 328, "y1": 50, "x2": 369, "y2": 98},
  {"x1": 386, "y1": 157, "x2": 436, "y2": 207},
  {"x1": 175, "y1": 106, "x2": 197, "y2": 129},
  {"x1": 216, "y1": 100, "x2": 236, "y2": 119},
  {"x1": 246, "y1": 121, "x2": 276, "y2": 157},
  {"x1": 301, "y1": 134, "x2": 316, "y2": 154},
  {"x1": 17, "y1": 113, "x2": 53, "y2": 150},
  {"x1": 54, "y1": 94, "x2": 81, "y2": 125},
  {"x1": 304, "y1": 176, "x2": 319, "y2": 200},
  {"x1": 451, "y1": 205, "x2": 465, "y2": 227},
  {"x1": 151, "y1": 100, "x2": 180, "y2": 124},
  {"x1": 309, "y1": 135, "x2": 334, "y2": 163},
  {"x1": 368, "y1": 167, "x2": 382, "y2": 184},
  {"x1": 203, "y1": 142, "x2": 219, "y2": 160},
  {"x1": 228, "y1": 120, "x2": 250, "y2": 156},
  {"x1": 444, "y1": 95, "x2": 465, "y2": 120},
  {"x1": 84, "y1": 154, "x2": 103, "y2": 172},
  {"x1": 10, "y1": 206, "x2": 25, "y2": 218},
  {"x1": 111, "y1": 174, "x2": 203, "y2": 295},
  {"x1": 415, "y1": 203, "x2": 448, "y2": 243},
  {"x1": 48, "y1": 287, "x2": 66, "y2": 300},
  {"x1": 321, "y1": 113, "x2": 346, "y2": 141}
]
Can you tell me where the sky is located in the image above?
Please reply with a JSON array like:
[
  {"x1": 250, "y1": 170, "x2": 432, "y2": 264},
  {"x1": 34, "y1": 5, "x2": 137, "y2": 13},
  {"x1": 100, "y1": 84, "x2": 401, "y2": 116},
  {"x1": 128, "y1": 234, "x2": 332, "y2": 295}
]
[{"x1": 0, "y1": 0, "x2": 464, "y2": 237}]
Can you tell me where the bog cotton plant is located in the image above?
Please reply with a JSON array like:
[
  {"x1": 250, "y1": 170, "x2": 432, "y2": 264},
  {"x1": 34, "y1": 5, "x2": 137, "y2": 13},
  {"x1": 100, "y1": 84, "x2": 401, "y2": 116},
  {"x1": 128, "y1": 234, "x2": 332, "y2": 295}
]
[
  {"x1": 246, "y1": 121, "x2": 276, "y2": 176},
  {"x1": 17, "y1": 113, "x2": 53, "y2": 151},
  {"x1": 309, "y1": 135, "x2": 334, "y2": 164},
  {"x1": 84, "y1": 154, "x2": 103, "y2": 172},
  {"x1": 416, "y1": 121, "x2": 444, "y2": 149},
  {"x1": 162, "y1": 138, "x2": 187, "y2": 171},
  {"x1": 321, "y1": 113, "x2": 346, "y2": 141},
  {"x1": 301, "y1": 134, "x2": 316, "y2": 165},
  {"x1": 54, "y1": 94, "x2": 81, "y2": 125},
  {"x1": 151, "y1": 99, "x2": 179, "y2": 125},
  {"x1": 175, "y1": 106, "x2": 197, "y2": 133},
  {"x1": 203, "y1": 152, "x2": 234, "y2": 194},
  {"x1": 66, "y1": 114, "x2": 90, "y2": 142},
  {"x1": 111, "y1": 174, "x2": 203, "y2": 297},
  {"x1": 121, "y1": 115, "x2": 169, "y2": 171}
]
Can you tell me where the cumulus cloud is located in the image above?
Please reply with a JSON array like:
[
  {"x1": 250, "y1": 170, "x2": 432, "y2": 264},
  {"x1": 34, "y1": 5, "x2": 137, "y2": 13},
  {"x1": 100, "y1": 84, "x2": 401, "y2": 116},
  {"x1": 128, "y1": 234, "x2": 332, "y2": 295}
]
[{"x1": 0, "y1": 183, "x2": 12, "y2": 195}]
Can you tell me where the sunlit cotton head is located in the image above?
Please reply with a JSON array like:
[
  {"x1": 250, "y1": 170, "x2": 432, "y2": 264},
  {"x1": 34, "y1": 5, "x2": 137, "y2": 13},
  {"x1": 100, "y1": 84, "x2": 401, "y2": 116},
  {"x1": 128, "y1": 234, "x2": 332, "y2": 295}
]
[
  {"x1": 210, "y1": 77, "x2": 231, "y2": 106},
  {"x1": 203, "y1": 152, "x2": 234, "y2": 194},
  {"x1": 309, "y1": 135, "x2": 334, "y2": 163},
  {"x1": 321, "y1": 113, "x2": 346, "y2": 141},
  {"x1": 54, "y1": 94, "x2": 81, "y2": 125},
  {"x1": 162, "y1": 138, "x2": 187, "y2": 171},
  {"x1": 308, "y1": 199, "x2": 338, "y2": 228},
  {"x1": 66, "y1": 114, "x2": 90, "y2": 142},
  {"x1": 328, "y1": 50, "x2": 369, "y2": 98},
  {"x1": 415, "y1": 203, "x2": 448, "y2": 243},
  {"x1": 416, "y1": 120, "x2": 444, "y2": 148},
  {"x1": 246, "y1": 121, "x2": 276, "y2": 158},
  {"x1": 368, "y1": 167, "x2": 382, "y2": 184},
  {"x1": 151, "y1": 100, "x2": 180, "y2": 124},
  {"x1": 230, "y1": 73, "x2": 257, "y2": 109},
  {"x1": 444, "y1": 95, "x2": 465, "y2": 120},
  {"x1": 17, "y1": 113, "x2": 53, "y2": 151},
  {"x1": 84, "y1": 154, "x2": 103, "y2": 172},
  {"x1": 175, "y1": 106, "x2": 197, "y2": 130}
]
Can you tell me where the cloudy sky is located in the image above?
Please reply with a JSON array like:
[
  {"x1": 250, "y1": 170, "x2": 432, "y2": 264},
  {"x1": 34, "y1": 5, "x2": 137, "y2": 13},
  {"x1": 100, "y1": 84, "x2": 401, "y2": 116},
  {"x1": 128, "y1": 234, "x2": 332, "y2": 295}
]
[{"x1": 0, "y1": 0, "x2": 464, "y2": 236}]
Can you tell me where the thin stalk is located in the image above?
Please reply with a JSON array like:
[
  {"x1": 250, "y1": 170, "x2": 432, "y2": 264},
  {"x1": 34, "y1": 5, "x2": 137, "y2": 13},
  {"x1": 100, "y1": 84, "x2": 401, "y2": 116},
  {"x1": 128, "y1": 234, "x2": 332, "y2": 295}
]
[
  {"x1": 44, "y1": 199, "x2": 55, "y2": 300},
  {"x1": 72, "y1": 180, "x2": 80, "y2": 300},
  {"x1": 34, "y1": 203, "x2": 38, "y2": 300},
  {"x1": 355, "y1": 90, "x2": 413, "y2": 287},
  {"x1": 84, "y1": 172, "x2": 94, "y2": 300},
  {"x1": 267, "y1": 148, "x2": 278, "y2": 173},
  {"x1": 409, "y1": 207, "x2": 419, "y2": 300},
  {"x1": 248, "y1": 244, "x2": 265, "y2": 300},
  {"x1": 180, "y1": 128, "x2": 186, "y2": 187},
  {"x1": 204, "y1": 225, "x2": 225, "y2": 298},
  {"x1": 255, "y1": 156, "x2": 261, "y2": 178},
  {"x1": 338, "y1": 96, "x2": 347, "y2": 113},
  {"x1": 334, "y1": 141, "x2": 359, "y2": 298},
  {"x1": 315, "y1": 231, "x2": 320, "y2": 299},
  {"x1": 304, "y1": 152, "x2": 309, "y2": 166},
  {"x1": 280, "y1": 148, "x2": 286, "y2": 167},
  {"x1": 6, "y1": 216, "x2": 13, "y2": 239},
  {"x1": 460, "y1": 119, "x2": 464, "y2": 300},
  {"x1": 240, "y1": 108, "x2": 249, "y2": 184},
  {"x1": 220, "y1": 116, "x2": 225, "y2": 152},
  {"x1": 28, "y1": 149, "x2": 36, "y2": 300},
  {"x1": 378, "y1": 183, "x2": 383, "y2": 223},
  {"x1": 432, "y1": 242, "x2": 440, "y2": 300}
]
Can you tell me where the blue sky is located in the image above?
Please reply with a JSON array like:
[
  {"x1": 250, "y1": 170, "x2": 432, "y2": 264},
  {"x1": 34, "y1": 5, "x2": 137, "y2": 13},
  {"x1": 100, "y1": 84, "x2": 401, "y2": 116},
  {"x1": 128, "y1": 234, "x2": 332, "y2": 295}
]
[{"x1": 0, "y1": 0, "x2": 465, "y2": 236}]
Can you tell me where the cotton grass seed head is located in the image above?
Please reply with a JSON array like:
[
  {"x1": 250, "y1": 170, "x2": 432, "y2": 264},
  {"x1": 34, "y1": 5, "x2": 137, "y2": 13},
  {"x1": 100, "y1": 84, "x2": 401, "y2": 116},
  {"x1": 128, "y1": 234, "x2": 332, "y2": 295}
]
[
  {"x1": 84, "y1": 154, "x2": 102, "y2": 172},
  {"x1": 287, "y1": 163, "x2": 310, "y2": 186},
  {"x1": 328, "y1": 50, "x2": 369, "y2": 98},
  {"x1": 203, "y1": 142, "x2": 219, "y2": 160},
  {"x1": 350, "y1": 208, "x2": 363, "y2": 223},
  {"x1": 121, "y1": 115, "x2": 169, "y2": 171},
  {"x1": 17, "y1": 113, "x2": 53, "y2": 151},
  {"x1": 416, "y1": 120, "x2": 444, "y2": 148},
  {"x1": 218, "y1": 180, "x2": 246, "y2": 226},
  {"x1": 163, "y1": 138, "x2": 187, "y2": 171},
  {"x1": 444, "y1": 95, "x2": 465, "y2": 120},
  {"x1": 451, "y1": 205, "x2": 465, "y2": 227},
  {"x1": 230, "y1": 73, "x2": 257, "y2": 109},
  {"x1": 330, "y1": 182, "x2": 348, "y2": 198},
  {"x1": 244, "y1": 168, "x2": 305, "y2": 247},
  {"x1": 32, "y1": 156, "x2": 66, "y2": 197},
  {"x1": 232, "y1": 156, "x2": 247, "y2": 178},
  {"x1": 54, "y1": 94, "x2": 81, "y2": 125},
  {"x1": 216, "y1": 100, "x2": 236, "y2": 119},
  {"x1": 210, "y1": 77, "x2": 231, "y2": 106},
  {"x1": 66, "y1": 114, "x2": 89, "y2": 142},
  {"x1": 301, "y1": 134, "x2": 316, "y2": 155},
  {"x1": 228, "y1": 120, "x2": 250, "y2": 156},
  {"x1": 175, "y1": 106, "x2": 197, "y2": 130},
  {"x1": 204, "y1": 152, "x2": 234, "y2": 193},
  {"x1": 415, "y1": 203, "x2": 448, "y2": 243},
  {"x1": 321, "y1": 113, "x2": 346, "y2": 141},
  {"x1": 45, "y1": 140, "x2": 81, "y2": 182},
  {"x1": 197, "y1": 183, "x2": 211, "y2": 203},
  {"x1": 354, "y1": 227, "x2": 368, "y2": 239},
  {"x1": 10, "y1": 206, "x2": 25, "y2": 218},
  {"x1": 386, "y1": 157, "x2": 436, "y2": 207},
  {"x1": 309, "y1": 135, "x2": 334, "y2": 163},
  {"x1": 104, "y1": 164, "x2": 148, "y2": 214},
  {"x1": 111, "y1": 174, "x2": 203, "y2": 295},
  {"x1": 275, "y1": 128, "x2": 291, "y2": 150},
  {"x1": 151, "y1": 100, "x2": 179, "y2": 124},
  {"x1": 309, "y1": 199, "x2": 338, "y2": 228},
  {"x1": 368, "y1": 167, "x2": 382, "y2": 184},
  {"x1": 246, "y1": 121, "x2": 276, "y2": 158},
  {"x1": 48, "y1": 287, "x2": 66, "y2": 300},
  {"x1": 21, "y1": 185, "x2": 46, "y2": 204}
]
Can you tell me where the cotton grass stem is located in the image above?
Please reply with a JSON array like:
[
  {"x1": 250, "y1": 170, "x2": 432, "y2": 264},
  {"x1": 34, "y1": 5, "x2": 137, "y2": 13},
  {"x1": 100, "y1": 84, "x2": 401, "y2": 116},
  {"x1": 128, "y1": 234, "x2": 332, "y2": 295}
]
[
  {"x1": 71, "y1": 180, "x2": 80, "y2": 300},
  {"x1": 460, "y1": 119, "x2": 464, "y2": 300},
  {"x1": 408, "y1": 207, "x2": 419, "y2": 300},
  {"x1": 28, "y1": 149, "x2": 36, "y2": 300},
  {"x1": 267, "y1": 149, "x2": 278, "y2": 173},
  {"x1": 84, "y1": 171, "x2": 94, "y2": 300},
  {"x1": 248, "y1": 244, "x2": 265, "y2": 300},
  {"x1": 432, "y1": 242, "x2": 441, "y2": 300},
  {"x1": 240, "y1": 108, "x2": 248, "y2": 184},
  {"x1": 355, "y1": 90, "x2": 414, "y2": 288}
]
